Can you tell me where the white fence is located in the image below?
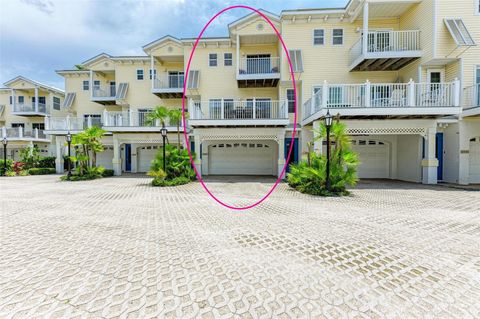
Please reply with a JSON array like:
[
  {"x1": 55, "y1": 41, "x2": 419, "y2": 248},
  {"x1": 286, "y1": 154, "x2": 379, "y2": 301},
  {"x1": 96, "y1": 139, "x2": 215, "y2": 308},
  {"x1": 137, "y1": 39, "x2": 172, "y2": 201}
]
[
  {"x1": 45, "y1": 116, "x2": 85, "y2": 131},
  {"x1": 464, "y1": 84, "x2": 480, "y2": 109},
  {"x1": 12, "y1": 103, "x2": 48, "y2": 114},
  {"x1": 350, "y1": 30, "x2": 421, "y2": 65},
  {"x1": 92, "y1": 85, "x2": 116, "y2": 98},
  {"x1": 238, "y1": 57, "x2": 280, "y2": 75},
  {"x1": 103, "y1": 110, "x2": 180, "y2": 127},
  {"x1": 153, "y1": 74, "x2": 184, "y2": 89},
  {"x1": 2, "y1": 126, "x2": 48, "y2": 140},
  {"x1": 303, "y1": 80, "x2": 460, "y2": 120},
  {"x1": 190, "y1": 100, "x2": 288, "y2": 120}
]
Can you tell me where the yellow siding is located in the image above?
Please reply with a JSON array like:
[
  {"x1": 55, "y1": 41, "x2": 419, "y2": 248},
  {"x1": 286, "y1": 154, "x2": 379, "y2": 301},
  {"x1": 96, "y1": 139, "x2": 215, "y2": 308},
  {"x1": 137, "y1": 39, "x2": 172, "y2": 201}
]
[{"x1": 234, "y1": 17, "x2": 280, "y2": 36}]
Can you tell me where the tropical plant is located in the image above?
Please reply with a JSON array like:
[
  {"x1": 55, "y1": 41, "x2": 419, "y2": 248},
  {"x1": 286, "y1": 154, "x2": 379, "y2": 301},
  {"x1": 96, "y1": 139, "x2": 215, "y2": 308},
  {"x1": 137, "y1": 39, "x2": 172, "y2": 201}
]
[
  {"x1": 287, "y1": 121, "x2": 359, "y2": 196},
  {"x1": 28, "y1": 168, "x2": 56, "y2": 175},
  {"x1": 146, "y1": 106, "x2": 170, "y2": 127},
  {"x1": 0, "y1": 159, "x2": 13, "y2": 175},
  {"x1": 168, "y1": 109, "x2": 185, "y2": 150},
  {"x1": 19, "y1": 145, "x2": 41, "y2": 169},
  {"x1": 148, "y1": 144, "x2": 196, "y2": 187},
  {"x1": 63, "y1": 127, "x2": 107, "y2": 181}
]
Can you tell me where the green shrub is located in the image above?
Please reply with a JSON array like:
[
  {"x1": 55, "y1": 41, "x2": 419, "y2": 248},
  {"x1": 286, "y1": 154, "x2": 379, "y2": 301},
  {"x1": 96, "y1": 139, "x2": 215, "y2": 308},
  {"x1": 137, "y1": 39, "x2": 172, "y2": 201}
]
[
  {"x1": 287, "y1": 121, "x2": 359, "y2": 197},
  {"x1": 19, "y1": 146, "x2": 41, "y2": 169},
  {"x1": 5, "y1": 171, "x2": 16, "y2": 177},
  {"x1": 29, "y1": 168, "x2": 56, "y2": 175},
  {"x1": 152, "y1": 176, "x2": 191, "y2": 187},
  {"x1": 0, "y1": 159, "x2": 14, "y2": 175},
  {"x1": 102, "y1": 169, "x2": 114, "y2": 177},
  {"x1": 38, "y1": 157, "x2": 56, "y2": 169},
  {"x1": 61, "y1": 166, "x2": 106, "y2": 181}
]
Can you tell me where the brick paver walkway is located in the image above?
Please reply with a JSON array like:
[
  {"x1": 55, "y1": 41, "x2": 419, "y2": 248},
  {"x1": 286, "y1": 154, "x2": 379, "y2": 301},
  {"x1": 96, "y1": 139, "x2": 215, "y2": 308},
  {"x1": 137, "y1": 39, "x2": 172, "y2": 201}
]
[{"x1": 1, "y1": 176, "x2": 479, "y2": 318}]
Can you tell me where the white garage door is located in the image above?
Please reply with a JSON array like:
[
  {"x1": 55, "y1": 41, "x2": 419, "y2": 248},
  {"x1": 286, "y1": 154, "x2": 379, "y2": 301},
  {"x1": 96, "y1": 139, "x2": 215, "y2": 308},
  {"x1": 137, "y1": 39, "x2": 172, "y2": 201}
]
[
  {"x1": 138, "y1": 146, "x2": 159, "y2": 173},
  {"x1": 209, "y1": 142, "x2": 276, "y2": 176},
  {"x1": 469, "y1": 138, "x2": 480, "y2": 183},
  {"x1": 97, "y1": 146, "x2": 113, "y2": 169},
  {"x1": 351, "y1": 139, "x2": 390, "y2": 179}
]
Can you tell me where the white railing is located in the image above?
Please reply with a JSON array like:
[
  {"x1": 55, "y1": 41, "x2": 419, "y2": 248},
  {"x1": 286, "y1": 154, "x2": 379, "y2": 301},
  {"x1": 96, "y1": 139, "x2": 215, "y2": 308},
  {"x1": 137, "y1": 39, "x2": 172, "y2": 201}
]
[
  {"x1": 238, "y1": 57, "x2": 280, "y2": 75},
  {"x1": 92, "y1": 85, "x2": 116, "y2": 98},
  {"x1": 153, "y1": 74, "x2": 184, "y2": 90},
  {"x1": 463, "y1": 84, "x2": 480, "y2": 109},
  {"x1": 2, "y1": 127, "x2": 48, "y2": 140},
  {"x1": 45, "y1": 116, "x2": 85, "y2": 131},
  {"x1": 303, "y1": 80, "x2": 460, "y2": 120},
  {"x1": 190, "y1": 100, "x2": 288, "y2": 120},
  {"x1": 12, "y1": 103, "x2": 48, "y2": 114},
  {"x1": 103, "y1": 110, "x2": 181, "y2": 128},
  {"x1": 350, "y1": 30, "x2": 421, "y2": 65}
]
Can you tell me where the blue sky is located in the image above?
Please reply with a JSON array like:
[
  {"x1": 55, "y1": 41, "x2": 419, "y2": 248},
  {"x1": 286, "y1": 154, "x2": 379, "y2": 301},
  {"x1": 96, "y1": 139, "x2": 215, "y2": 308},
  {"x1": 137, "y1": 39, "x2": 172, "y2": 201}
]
[{"x1": 0, "y1": 0, "x2": 348, "y2": 89}]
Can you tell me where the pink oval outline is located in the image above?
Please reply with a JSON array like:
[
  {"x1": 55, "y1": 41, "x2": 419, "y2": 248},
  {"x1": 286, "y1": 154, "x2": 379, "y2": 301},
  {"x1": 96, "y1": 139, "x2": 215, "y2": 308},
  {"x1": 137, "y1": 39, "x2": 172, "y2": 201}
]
[{"x1": 182, "y1": 5, "x2": 297, "y2": 210}]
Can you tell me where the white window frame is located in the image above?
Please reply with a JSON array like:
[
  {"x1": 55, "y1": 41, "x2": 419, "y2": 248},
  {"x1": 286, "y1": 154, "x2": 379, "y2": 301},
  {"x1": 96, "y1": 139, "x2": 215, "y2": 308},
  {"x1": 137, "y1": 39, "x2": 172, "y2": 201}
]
[
  {"x1": 313, "y1": 29, "x2": 325, "y2": 46},
  {"x1": 332, "y1": 28, "x2": 344, "y2": 46},
  {"x1": 82, "y1": 80, "x2": 89, "y2": 91},
  {"x1": 149, "y1": 69, "x2": 156, "y2": 80},
  {"x1": 53, "y1": 96, "x2": 61, "y2": 110},
  {"x1": 136, "y1": 69, "x2": 144, "y2": 80},
  {"x1": 427, "y1": 68, "x2": 445, "y2": 83},
  {"x1": 224, "y1": 53, "x2": 233, "y2": 66},
  {"x1": 18, "y1": 96, "x2": 24, "y2": 104},
  {"x1": 209, "y1": 53, "x2": 218, "y2": 67},
  {"x1": 286, "y1": 89, "x2": 296, "y2": 113},
  {"x1": 476, "y1": 0, "x2": 480, "y2": 15}
]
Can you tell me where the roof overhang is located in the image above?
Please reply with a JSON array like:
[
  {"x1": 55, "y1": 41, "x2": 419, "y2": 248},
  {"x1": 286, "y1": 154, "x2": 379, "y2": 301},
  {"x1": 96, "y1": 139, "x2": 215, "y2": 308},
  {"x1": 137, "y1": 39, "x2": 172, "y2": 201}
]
[
  {"x1": 142, "y1": 35, "x2": 182, "y2": 54},
  {"x1": 3, "y1": 76, "x2": 64, "y2": 95},
  {"x1": 228, "y1": 9, "x2": 280, "y2": 31}
]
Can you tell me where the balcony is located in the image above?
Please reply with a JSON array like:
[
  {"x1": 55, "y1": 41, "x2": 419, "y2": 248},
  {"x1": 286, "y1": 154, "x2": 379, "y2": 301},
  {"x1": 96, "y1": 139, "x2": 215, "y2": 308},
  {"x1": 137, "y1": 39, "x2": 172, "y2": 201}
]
[
  {"x1": 462, "y1": 84, "x2": 480, "y2": 117},
  {"x1": 103, "y1": 110, "x2": 184, "y2": 132},
  {"x1": 91, "y1": 84, "x2": 117, "y2": 105},
  {"x1": 12, "y1": 103, "x2": 49, "y2": 117},
  {"x1": 152, "y1": 74, "x2": 184, "y2": 98},
  {"x1": 349, "y1": 30, "x2": 422, "y2": 71},
  {"x1": 189, "y1": 100, "x2": 288, "y2": 126},
  {"x1": 302, "y1": 80, "x2": 461, "y2": 125},
  {"x1": 2, "y1": 126, "x2": 49, "y2": 142},
  {"x1": 237, "y1": 57, "x2": 280, "y2": 88},
  {"x1": 45, "y1": 116, "x2": 89, "y2": 134}
]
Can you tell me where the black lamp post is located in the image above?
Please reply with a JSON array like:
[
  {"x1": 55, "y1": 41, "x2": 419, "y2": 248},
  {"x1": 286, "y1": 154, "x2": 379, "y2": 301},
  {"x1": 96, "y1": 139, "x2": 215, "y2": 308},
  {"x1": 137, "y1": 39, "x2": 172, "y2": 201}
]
[
  {"x1": 160, "y1": 125, "x2": 168, "y2": 173},
  {"x1": 66, "y1": 131, "x2": 72, "y2": 180},
  {"x1": 2, "y1": 137, "x2": 7, "y2": 176},
  {"x1": 324, "y1": 110, "x2": 333, "y2": 191}
]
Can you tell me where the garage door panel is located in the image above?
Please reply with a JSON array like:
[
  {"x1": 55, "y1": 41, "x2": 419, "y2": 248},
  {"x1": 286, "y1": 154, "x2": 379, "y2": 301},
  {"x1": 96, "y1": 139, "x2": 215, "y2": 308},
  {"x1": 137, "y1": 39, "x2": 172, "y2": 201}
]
[
  {"x1": 209, "y1": 142, "x2": 275, "y2": 176},
  {"x1": 138, "y1": 146, "x2": 159, "y2": 173},
  {"x1": 469, "y1": 139, "x2": 480, "y2": 183},
  {"x1": 351, "y1": 140, "x2": 389, "y2": 179},
  {"x1": 97, "y1": 147, "x2": 113, "y2": 169}
]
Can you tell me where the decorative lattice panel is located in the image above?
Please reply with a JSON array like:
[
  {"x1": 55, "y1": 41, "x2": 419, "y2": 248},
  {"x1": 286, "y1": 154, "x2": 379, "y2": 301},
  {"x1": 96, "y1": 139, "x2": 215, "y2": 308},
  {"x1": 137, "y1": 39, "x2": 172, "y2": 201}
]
[{"x1": 347, "y1": 127, "x2": 427, "y2": 136}]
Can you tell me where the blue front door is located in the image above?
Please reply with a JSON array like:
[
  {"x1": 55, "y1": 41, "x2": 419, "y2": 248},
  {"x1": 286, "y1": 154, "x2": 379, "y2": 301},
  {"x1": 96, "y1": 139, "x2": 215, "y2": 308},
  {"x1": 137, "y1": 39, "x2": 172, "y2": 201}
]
[
  {"x1": 284, "y1": 138, "x2": 299, "y2": 173},
  {"x1": 125, "y1": 144, "x2": 132, "y2": 172},
  {"x1": 436, "y1": 133, "x2": 444, "y2": 181}
]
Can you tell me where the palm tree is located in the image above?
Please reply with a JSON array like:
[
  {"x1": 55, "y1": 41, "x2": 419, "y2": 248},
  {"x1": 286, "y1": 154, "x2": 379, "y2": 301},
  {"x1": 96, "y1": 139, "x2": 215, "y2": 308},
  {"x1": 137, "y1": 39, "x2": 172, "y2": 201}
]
[
  {"x1": 168, "y1": 109, "x2": 188, "y2": 150},
  {"x1": 146, "y1": 106, "x2": 169, "y2": 127}
]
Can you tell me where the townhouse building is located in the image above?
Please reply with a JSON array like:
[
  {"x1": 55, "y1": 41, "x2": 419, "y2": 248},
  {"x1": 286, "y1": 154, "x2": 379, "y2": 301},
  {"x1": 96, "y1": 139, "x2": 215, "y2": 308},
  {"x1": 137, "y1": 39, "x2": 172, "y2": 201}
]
[
  {"x1": 46, "y1": 0, "x2": 480, "y2": 185},
  {"x1": 1, "y1": 76, "x2": 65, "y2": 160}
]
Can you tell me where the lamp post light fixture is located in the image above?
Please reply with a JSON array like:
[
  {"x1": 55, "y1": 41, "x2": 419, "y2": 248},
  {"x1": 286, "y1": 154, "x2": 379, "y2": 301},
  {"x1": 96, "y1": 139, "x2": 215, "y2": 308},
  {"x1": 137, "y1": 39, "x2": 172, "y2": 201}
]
[
  {"x1": 160, "y1": 125, "x2": 168, "y2": 173},
  {"x1": 2, "y1": 137, "x2": 7, "y2": 176},
  {"x1": 66, "y1": 131, "x2": 72, "y2": 180},
  {"x1": 324, "y1": 110, "x2": 333, "y2": 191}
]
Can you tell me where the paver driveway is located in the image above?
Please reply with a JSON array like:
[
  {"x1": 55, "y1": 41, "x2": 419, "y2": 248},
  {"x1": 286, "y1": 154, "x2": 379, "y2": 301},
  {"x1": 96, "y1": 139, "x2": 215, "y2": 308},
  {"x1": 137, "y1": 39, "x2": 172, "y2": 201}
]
[{"x1": 1, "y1": 175, "x2": 479, "y2": 318}]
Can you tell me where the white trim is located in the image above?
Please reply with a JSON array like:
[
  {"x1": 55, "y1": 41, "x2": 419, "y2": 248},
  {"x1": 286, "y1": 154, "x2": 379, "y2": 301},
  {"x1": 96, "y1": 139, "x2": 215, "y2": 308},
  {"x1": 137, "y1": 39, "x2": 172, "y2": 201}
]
[
  {"x1": 313, "y1": 29, "x2": 325, "y2": 46},
  {"x1": 476, "y1": 0, "x2": 480, "y2": 15},
  {"x1": 208, "y1": 53, "x2": 218, "y2": 67},
  {"x1": 332, "y1": 28, "x2": 344, "y2": 46},
  {"x1": 285, "y1": 88, "x2": 296, "y2": 114},
  {"x1": 223, "y1": 52, "x2": 233, "y2": 67},
  {"x1": 136, "y1": 68, "x2": 144, "y2": 80}
]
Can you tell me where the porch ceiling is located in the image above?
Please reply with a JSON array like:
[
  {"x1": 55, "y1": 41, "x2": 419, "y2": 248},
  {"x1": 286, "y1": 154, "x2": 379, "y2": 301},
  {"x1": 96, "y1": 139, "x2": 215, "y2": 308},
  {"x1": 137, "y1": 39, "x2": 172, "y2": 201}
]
[{"x1": 350, "y1": 1, "x2": 421, "y2": 20}]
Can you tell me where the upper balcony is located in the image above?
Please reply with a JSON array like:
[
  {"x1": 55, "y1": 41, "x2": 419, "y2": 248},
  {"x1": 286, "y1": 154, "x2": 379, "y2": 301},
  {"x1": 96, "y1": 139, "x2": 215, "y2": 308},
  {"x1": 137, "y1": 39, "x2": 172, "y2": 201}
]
[
  {"x1": 152, "y1": 73, "x2": 184, "y2": 98},
  {"x1": 237, "y1": 57, "x2": 280, "y2": 88},
  {"x1": 189, "y1": 99, "x2": 288, "y2": 126},
  {"x1": 103, "y1": 110, "x2": 184, "y2": 132},
  {"x1": 2, "y1": 126, "x2": 49, "y2": 142},
  {"x1": 45, "y1": 115, "x2": 94, "y2": 134},
  {"x1": 12, "y1": 103, "x2": 49, "y2": 117},
  {"x1": 302, "y1": 80, "x2": 461, "y2": 125},
  {"x1": 462, "y1": 84, "x2": 480, "y2": 117},
  {"x1": 349, "y1": 30, "x2": 422, "y2": 71},
  {"x1": 91, "y1": 83, "x2": 116, "y2": 104}
]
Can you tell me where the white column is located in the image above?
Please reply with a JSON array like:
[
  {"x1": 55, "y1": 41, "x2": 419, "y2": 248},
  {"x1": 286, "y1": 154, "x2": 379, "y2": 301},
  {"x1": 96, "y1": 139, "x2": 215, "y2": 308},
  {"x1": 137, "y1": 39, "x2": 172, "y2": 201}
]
[
  {"x1": 131, "y1": 144, "x2": 138, "y2": 173},
  {"x1": 422, "y1": 127, "x2": 438, "y2": 184},
  {"x1": 362, "y1": 1, "x2": 369, "y2": 55},
  {"x1": 34, "y1": 86, "x2": 39, "y2": 112},
  {"x1": 220, "y1": 98, "x2": 225, "y2": 119},
  {"x1": 458, "y1": 121, "x2": 470, "y2": 185},
  {"x1": 194, "y1": 135, "x2": 202, "y2": 177},
  {"x1": 236, "y1": 34, "x2": 240, "y2": 76},
  {"x1": 453, "y1": 77, "x2": 461, "y2": 107},
  {"x1": 87, "y1": 116, "x2": 92, "y2": 128},
  {"x1": 34, "y1": 128, "x2": 39, "y2": 139},
  {"x1": 322, "y1": 81, "x2": 328, "y2": 109},
  {"x1": 55, "y1": 136, "x2": 64, "y2": 174},
  {"x1": 2, "y1": 127, "x2": 6, "y2": 138},
  {"x1": 112, "y1": 135, "x2": 122, "y2": 176},
  {"x1": 11, "y1": 89, "x2": 16, "y2": 111},
  {"x1": 103, "y1": 109, "x2": 108, "y2": 126},
  {"x1": 365, "y1": 80, "x2": 371, "y2": 107},
  {"x1": 313, "y1": 120, "x2": 323, "y2": 155},
  {"x1": 408, "y1": 79, "x2": 416, "y2": 106},
  {"x1": 150, "y1": 55, "x2": 155, "y2": 91},
  {"x1": 45, "y1": 116, "x2": 50, "y2": 130},
  {"x1": 89, "y1": 70, "x2": 93, "y2": 98},
  {"x1": 277, "y1": 130, "x2": 286, "y2": 178},
  {"x1": 252, "y1": 98, "x2": 256, "y2": 119},
  {"x1": 129, "y1": 108, "x2": 134, "y2": 126},
  {"x1": 18, "y1": 126, "x2": 23, "y2": 138}
]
